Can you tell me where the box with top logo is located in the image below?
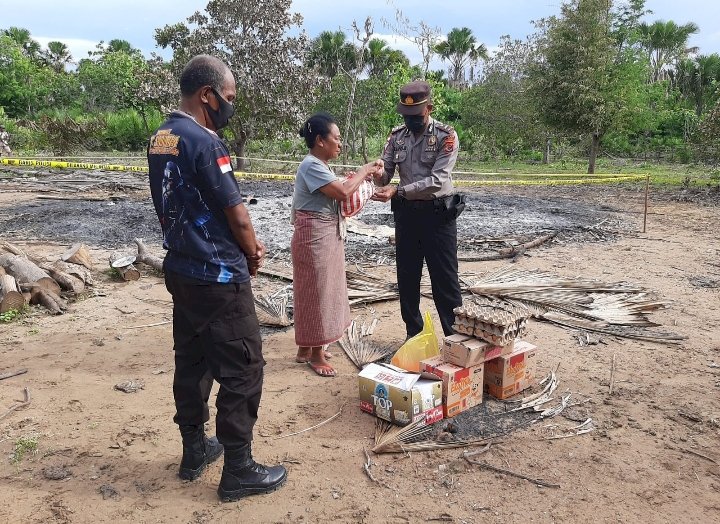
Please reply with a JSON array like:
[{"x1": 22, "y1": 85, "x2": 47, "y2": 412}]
[
  {"x1": 358, "y1": 363, "x2": 443, "y2": 426},
  {"x1": 483, "y1": 339, "x2": 537, "y2": 400},
  {"x1": 420, "y1": 355, "x2": 484, "y2": 418}
]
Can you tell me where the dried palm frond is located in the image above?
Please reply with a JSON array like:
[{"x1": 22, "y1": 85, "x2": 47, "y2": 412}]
[
  {"x1": 507, "y1": 371, "x2": 558, "y2": 411},
  {"x1": 541, "y1": 311, "x2": 686, "y2": 344},
  {"x1": 255, "y1": 292, "x2": 292, "y2": 327},
  {"x1": 371, "y1": 419, "x2": 496, "y2": 454},
  {"x1": 466, "y1": 267, "x2": 685, "y2": 345},
  {"x1": 346, "y1": 269, "x2": 399, "y2": 305},
  {"x1": 338, "y1": 318, "x2": 392, "y2": 369}
]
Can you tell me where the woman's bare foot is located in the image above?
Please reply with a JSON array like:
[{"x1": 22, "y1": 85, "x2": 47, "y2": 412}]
[{"x1": 295, "y1": 346, "x2": 332, "y2": 363}]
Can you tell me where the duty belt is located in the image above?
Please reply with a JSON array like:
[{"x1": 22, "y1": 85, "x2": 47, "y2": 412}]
[{"x1": 392, "y1": 195, "x2": 453, "y2": 210}]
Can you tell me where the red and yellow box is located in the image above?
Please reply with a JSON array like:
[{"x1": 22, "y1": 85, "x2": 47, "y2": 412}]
[
  {"x1": 483, "y1": 340, "x2": 537, "y2": 400},
  {"x1": 420, "y1": 356, "x2": 484, "y2": 418}
]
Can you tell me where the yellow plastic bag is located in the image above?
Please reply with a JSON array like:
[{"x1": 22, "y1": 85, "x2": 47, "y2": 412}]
[{"x1": 390, "y1": 311, "x2": 439, "y2": 372}]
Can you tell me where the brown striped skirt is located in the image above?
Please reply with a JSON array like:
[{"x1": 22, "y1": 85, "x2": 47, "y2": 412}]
[{"x1": 291, "y1": 210, "x2": 351, "y2": 347}]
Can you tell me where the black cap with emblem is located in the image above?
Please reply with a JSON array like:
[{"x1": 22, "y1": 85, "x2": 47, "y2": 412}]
[{"x1": 396, "y1": 80, "x2": 431, "y2": 116}]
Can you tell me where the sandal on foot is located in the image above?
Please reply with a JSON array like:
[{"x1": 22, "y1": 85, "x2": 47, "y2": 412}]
[
  {"x1": 307, "y1": 361, "x2": 336, "y2": 377},
  {"x1": 296, "y1": 349, "x2": 332, "y2": 363}
]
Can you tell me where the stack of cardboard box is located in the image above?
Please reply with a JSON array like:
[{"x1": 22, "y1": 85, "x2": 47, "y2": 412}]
[{"x1": 357, "y1": 300, "x2": 539, "y2": 426}]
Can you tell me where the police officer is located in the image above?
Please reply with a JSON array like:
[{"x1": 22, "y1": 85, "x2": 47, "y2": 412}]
[
  {"x1": 373, "y1": 80, "x2": 464, "y2": 338},
  {"x1": 0, "y1": 125, "x2": 12, "y2": 156},
  {"x1": 147, "y1": 55, "x2": 286, "y2": 502}
]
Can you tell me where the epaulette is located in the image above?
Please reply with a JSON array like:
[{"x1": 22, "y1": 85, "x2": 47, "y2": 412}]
[
  {"x1": 390, "y1": 124, "x2": 407, "y2": 134},
  {"x1": 434, "y1": 121, "x2": 455, "y2": 134}
]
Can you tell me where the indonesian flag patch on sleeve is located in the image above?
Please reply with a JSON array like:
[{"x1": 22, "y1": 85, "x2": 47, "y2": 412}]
[{"x1": 216, "y1": 155, "x2": 233, "y2": 174}]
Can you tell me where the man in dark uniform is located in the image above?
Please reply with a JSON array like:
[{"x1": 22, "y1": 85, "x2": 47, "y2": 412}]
[
  {"x1": 147, "y1": 54, "x2": 286, "y2": 502},
  {"x1": 373, "y1": 80, "x2": 464, "y2": 338}
]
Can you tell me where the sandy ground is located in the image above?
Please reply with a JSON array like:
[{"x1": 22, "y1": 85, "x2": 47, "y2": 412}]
[{"x1": 0, "y1": 179, "x2": 719, "y2": 523}]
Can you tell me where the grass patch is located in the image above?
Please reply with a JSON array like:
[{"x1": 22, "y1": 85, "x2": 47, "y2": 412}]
[
  {"x1": 0, "y1": 306, "x2": 29, "y2": 323},
  {"x1": 11, "y1": 435, "x2": 39, "y2": 464}
]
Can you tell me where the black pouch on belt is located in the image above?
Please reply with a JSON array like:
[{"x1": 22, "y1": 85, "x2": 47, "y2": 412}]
[{"x1": 444, "y1": 193, "x2": 466, "y2": 219}]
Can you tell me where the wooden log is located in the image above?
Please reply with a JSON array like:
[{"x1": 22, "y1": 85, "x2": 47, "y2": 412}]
[
  {"x1": 109, "y1": 253, "x2": 141, "y2": 282},
  {"x1": 134, "y1": 238, "x2": 164, "y2": 273},
  {"x1": 0, "y1": 241, "x2": 26, "y2": 257},
  {"x1": 29, "y1": 286, "x2": 66, "y2": 315},
  {"x1": 53, "y1": 260, "x2": 94, "y2": 286},
  {"x1": 62, "y1": 243, "x2": 93, "y2": 269},
  {"x1": 40, "y1": 264, "x2": 85, "y2": 294},
  {"x1": 0, "y1": 273, "x2": 26, "y2": 314},
  {"x1": 0, "y1": 254, "x2": 61, "y2": 294}
]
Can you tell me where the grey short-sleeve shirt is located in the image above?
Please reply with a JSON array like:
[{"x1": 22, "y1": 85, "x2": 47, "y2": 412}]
[{"x1": 293, "y1": 154, "x2": 338, "y2": 214}]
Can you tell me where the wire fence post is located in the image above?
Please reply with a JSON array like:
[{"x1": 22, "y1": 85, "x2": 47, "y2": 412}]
[{"x1": 642, "y1": 174, "x2": 649, "y2": 233}]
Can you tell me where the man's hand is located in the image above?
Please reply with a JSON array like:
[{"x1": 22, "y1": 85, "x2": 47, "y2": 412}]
[
  {"x1": 371, "y1": 185, "x2": 398, "y2": 202},
  {"x1": 246, "y1": 239, "x2": 266, "y2": 277}
]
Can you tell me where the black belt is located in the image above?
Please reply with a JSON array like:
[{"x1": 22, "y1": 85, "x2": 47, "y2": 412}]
[{"x1": 392, "y1": 195, "x2": 453, "y2": 210}]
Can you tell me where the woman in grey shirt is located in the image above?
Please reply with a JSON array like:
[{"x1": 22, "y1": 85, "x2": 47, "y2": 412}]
[{"x1": 291, "y1": 112, "x2": 383, "y2": 376}]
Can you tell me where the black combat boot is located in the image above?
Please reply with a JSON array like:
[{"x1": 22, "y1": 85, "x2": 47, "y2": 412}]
[
  {"x1": 178, "y1": 425, "x2": 224, "y2": 481},
  {"x1": 217, "y1": 445, "x2": 287, "y2": 502}
]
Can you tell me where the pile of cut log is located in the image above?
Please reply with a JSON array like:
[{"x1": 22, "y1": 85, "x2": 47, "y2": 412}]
[
  {"x1": 107, "y1": 238, "x2": 164, "y2": 281},
  {"x1": 0, "y1": 242, "x2": 94, "y2": 315}
]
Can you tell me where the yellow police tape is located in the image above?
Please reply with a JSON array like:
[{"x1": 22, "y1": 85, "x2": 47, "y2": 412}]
[{"x1": 1, "y1": 158, "x2": 646, "y2": 186}]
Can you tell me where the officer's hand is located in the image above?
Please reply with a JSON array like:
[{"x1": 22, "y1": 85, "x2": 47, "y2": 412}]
[{"x1": 371, "y1": 185, "x2": 397, "y2": 202}]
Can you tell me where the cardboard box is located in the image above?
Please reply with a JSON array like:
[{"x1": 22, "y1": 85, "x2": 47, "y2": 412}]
[
  {"x1": 358, "y1": 363, "x2": 444, "y2": 426},
  {"x1": 484, "y1": 340, "x2": 537, "y2": 400},
  {"x1": 420, "y1": 356, "x2": 484, "y2": 418},
  {"x1": 443, "y1": 334, "x2": 514, "y2": 368}
]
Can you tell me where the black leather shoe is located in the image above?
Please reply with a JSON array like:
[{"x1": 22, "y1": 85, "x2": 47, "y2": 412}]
[
  {"x1": 217, "y1": 445, "x2": 287, "y2": 502},
  {"x1": 178, "y1": 425, "x2": 224, "y2": 481}
]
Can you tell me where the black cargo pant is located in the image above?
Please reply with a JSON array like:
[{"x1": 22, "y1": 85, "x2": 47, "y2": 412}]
[
  {"x1": 164, "y1": 271, "x2": 264, "y2": 450},
  {"x1": 392, "y1": 197, "x2": 463, "y2": 338}
]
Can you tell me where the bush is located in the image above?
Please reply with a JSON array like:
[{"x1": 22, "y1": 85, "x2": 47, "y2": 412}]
[{"x1": 103, "y1": 109, "x2": 164, "y2": 151}]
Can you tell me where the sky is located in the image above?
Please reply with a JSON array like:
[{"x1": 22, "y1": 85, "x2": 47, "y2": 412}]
[{"x1": 2, "y1": 0, "x2": 720, "y2": 70}]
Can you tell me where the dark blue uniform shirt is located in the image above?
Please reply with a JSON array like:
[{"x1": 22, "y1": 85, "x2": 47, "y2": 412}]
[{"x1": 147, "y1": 111, "x2": 250, "y2": 283}]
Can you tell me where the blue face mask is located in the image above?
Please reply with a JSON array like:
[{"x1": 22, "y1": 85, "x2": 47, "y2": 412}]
[
  {"x1": 403, "y1": 114, "x2": 426, "y2": 133},
  {"x1": 205, "y1": 88, "x2": 235, "y2": 131}
]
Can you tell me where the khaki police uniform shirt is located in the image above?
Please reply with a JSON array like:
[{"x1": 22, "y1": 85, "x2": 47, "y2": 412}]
[{"x1": 380, "y1": 118, "x2": 459, "y2": 200}]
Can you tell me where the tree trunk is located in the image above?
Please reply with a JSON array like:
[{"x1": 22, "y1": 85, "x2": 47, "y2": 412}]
[
  {"x1": 0, "y1": 254, "x2": 61, "y2": 294},
  {"x1": 230, "y1": 130, "x2": 248, "y2": 170},
  {"x1": 0, "y1": 272, "x2": 26, "y2": 314},
  {"x1": 134, "y1": 238, "x2": 164, "y2": 273},
  {"x1": 39, "y1": 264, "x2": 84, "y2": 294},
  {"x1": 109, "y1": 253, "x2": 141, "y2": 282},
  {"x1": 360, "y1": 127, "x2": 368, "y2": 164},
  {"x1": 53, "y1": 261, "x2": 94, "y2": 286},
  {"x1": 588, "y1": 132, "x2": 600, "y2": 174},
  {"x1": 543, "y1": 136, "x2": 551, "y2": 164},
  {"x1": 62, "y1": 243, "x2": 93, "y2": 269},
  {"x1": 28, "y1": 286, "x2": 66, "y2": 315}
]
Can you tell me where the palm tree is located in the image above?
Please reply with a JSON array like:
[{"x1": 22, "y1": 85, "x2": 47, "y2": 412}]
[
  {"x1": 434, "y1": 27, "x2": 488, "y2": 88},
  {"x1": 363, "y1": 38, "x2": 409, "y2": 77},
  {"x1": 307, "y1": 31, "x2": 356, "y2": 78},
  {"x1": 672, "y1": 54, "x2": 720, "y2": 116},
  {"x1": 639, "y1": 20, "x2": 700, "y2": 82},
  {"x1": 3, "y1": 26, "x2": 42, "y2": 60},
  {"x1": 107, "y1": 39, "x2": 137, "y2": 54},
  {"x1": 45, "y1": 41, "x2": 73, "y2": 72}
]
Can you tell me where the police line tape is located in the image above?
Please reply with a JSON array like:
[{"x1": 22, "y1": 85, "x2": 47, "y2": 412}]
[{"x1": 1, "y1": 158, "x2": 646, "y2": 186}]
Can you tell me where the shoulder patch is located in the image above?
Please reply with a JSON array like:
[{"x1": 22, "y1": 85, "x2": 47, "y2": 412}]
[
  {"x1": 443, "y1": 134, "x2": 456, "y2": 153},
  {"x1": 434, "y1": 121, "x2": 455, "y2": 134}
]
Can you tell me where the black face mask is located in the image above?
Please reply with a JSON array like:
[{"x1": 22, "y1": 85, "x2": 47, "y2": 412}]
[
  {"x1": 403, "y1": 114, "x2": 426, "y2": 133},
  {"x1": 205, "y1": 88, "x2": 235, "y2": 131}
]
